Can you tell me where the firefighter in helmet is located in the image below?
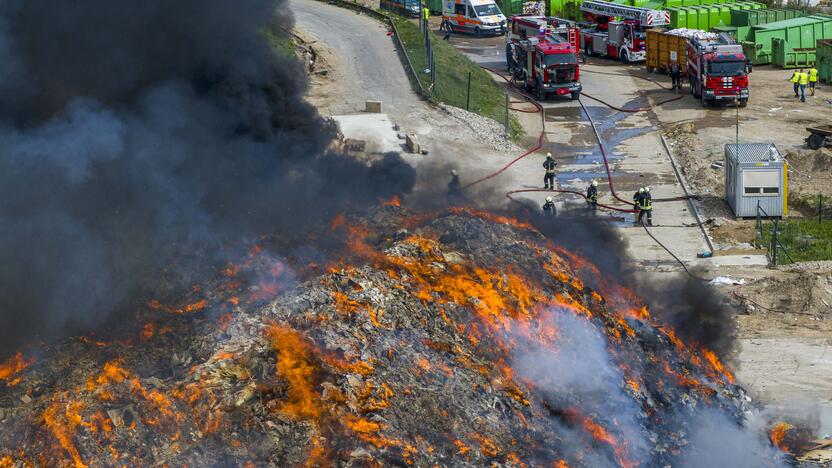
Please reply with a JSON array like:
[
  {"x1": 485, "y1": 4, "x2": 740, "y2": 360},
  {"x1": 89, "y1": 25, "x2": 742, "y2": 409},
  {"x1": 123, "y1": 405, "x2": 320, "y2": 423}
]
[
  {"x1": 543, "y1": 152, "x2": 557, "y2": 190},
  {"x1": 542, "y1": 196, "x2": 555, "y2": 215},
  {"x1": 448, "y1": 169, "x2": 461, "y2": 196},
  {"x1": 633, "y1": 187, "x2": 644, "y2": 207},
  {"x1": 586, "y1": 180, "x2": 598, "y2": 211},
  {"x1": 637, "y1": 186, "x2": 653, "y2": 226}
]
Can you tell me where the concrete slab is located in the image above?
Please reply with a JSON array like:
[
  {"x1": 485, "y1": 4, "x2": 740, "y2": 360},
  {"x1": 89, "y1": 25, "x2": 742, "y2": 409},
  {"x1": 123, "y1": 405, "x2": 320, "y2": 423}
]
[
  {"x1": 332, "y1": 114, "x2": 403, "y2": 154},
  {"x1": 737, "y1": 337, "x2": 832, "y2": 431}
]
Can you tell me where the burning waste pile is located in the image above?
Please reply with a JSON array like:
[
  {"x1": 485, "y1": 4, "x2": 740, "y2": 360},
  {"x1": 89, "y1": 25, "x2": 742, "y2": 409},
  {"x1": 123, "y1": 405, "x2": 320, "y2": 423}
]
[
  {"x1": 0, "y1": 206, "x2": 794, "y2": 466},
  {"x1": 0, "y1": 0, "x2": 813, "y2": 466}
]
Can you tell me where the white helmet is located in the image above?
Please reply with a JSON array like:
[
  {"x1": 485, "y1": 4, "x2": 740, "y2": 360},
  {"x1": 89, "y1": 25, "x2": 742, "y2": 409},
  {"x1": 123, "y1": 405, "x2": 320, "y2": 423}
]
[
  {"x1": 645, "y1": 186, "x2": 650, "y2": 192},
  {"x1": 450, "y1": 169, "x2": 458, "y2": 176},
  {"x1": 591, "y1": 180, "x2": 598, "y2": 187},
  {"x1": 638, "y1": 187, "x2": 645, "y2": 193},
  {"x1": 545, "y1": 196, "x2": 552, "y2": 202},
  {"x1": 546, "y1": 152, "x2": 552, "y2": 158}
]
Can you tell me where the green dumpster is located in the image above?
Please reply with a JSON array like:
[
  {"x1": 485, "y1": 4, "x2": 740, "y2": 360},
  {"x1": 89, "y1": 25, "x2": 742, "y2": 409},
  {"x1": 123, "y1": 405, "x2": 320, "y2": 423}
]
[
  {"x1": 670, "y1": 8, "x2": 686, "y2": 28},
  {"x1": 817, "y1": 39, "x2": 832, "y2": 83},
  {"x1": 709, "y1": 7, "x2": 721, "y2": 28},
  {"x1": 772, "y1": 37, "x2": 816, "y2": 68}
]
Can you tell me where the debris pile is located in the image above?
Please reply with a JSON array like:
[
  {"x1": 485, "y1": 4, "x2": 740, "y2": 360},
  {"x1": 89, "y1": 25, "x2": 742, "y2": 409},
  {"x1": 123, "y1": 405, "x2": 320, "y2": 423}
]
[{"x1": 0, "y1": 207, "x2": 790, "y2": 466}]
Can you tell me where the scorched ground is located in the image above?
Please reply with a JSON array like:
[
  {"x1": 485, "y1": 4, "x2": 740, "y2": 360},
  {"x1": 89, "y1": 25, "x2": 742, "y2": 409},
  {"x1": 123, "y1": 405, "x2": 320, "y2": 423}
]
[{"x1": 0, "y1": 207, "x2": 784, "y2": 466}]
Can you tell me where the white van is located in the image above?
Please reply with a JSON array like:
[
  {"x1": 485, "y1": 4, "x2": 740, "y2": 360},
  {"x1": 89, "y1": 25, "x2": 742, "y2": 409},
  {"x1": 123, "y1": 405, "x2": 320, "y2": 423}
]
[{"x1": 442, "y1": 0, "x2": 507, "y2": 37}]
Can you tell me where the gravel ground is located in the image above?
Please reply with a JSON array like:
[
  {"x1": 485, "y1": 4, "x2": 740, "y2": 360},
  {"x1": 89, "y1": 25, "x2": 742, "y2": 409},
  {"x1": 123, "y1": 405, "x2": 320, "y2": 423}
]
[{"x1": 438, "y1": 103, "x2": 523, "y2": 154}]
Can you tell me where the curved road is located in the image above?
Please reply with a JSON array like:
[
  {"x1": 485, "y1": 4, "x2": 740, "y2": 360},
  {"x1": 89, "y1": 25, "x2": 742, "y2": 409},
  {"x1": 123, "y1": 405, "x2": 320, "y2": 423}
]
[{"x1": 291, "y1": 0, "x2": 422, "y2": 118}]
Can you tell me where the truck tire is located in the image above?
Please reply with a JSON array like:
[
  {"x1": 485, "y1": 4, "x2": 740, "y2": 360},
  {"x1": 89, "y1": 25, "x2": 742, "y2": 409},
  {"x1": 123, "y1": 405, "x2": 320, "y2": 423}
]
[
  {"x1": 571, "y1": 91, "x2": 580, "y2": 100},
  {"x1": 620, "y1": 48, "x2": 629, "y2": 64},
  {"x1": 739, "y1": 98, "x2": 748, "y2": 108},
  {"x1": 475, "y1": 27, "x2": 482, "y2": 38},
  {"x1": 808, "y1": 133, "x2": 825, "y2": 150},
  {"x1": 585, "y1": 44, "x2": 593, "y2": 57}
]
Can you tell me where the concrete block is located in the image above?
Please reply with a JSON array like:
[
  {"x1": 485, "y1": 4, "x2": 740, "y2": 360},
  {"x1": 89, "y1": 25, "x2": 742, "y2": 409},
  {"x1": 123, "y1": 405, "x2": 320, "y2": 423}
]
[
  {"x1": 365, "y1": 100, "x2": 383, "y2": 113},
  {"x1": 405, "y1": 134, "x2": 420, "y2": 154}
]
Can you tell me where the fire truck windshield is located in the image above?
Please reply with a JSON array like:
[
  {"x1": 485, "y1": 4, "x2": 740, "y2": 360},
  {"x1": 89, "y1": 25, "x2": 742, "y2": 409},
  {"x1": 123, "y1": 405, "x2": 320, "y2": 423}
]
[
  {"x1": 544, "y1": 53, "x2": 577, "y2": 66},
  {"x1": 708, "y1": 60, "x2": 745, "y2": 77},
  {"x1": 474, "y1": 4, "x2": 501, "y2": 16}
]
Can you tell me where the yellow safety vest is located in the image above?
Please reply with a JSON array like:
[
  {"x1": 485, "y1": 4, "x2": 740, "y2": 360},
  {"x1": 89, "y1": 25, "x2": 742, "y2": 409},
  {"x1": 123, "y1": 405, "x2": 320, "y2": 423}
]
[
  {"x1": 799, "y1": 72, "x2": 809, "y2": 85},
  {"x1": 790, "y1": 71, "x2": 800, "y2": 83},
  {"x1": 423, "y1": 7, "x2": 429, "y2": 20},
  {"x1": 810, "y1": 68, "x2": 818, "y2": 82}
]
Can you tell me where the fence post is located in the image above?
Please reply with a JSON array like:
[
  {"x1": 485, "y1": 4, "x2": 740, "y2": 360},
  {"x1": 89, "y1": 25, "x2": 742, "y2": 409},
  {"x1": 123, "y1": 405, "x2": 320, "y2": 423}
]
[
  {"x1": 820, "y1": 194, "x2": 823, "y2": 224},
  {"x1": 466, "y1": 71, "x2": 471, "y2": 111},
  {"x1": 504, "y1": 92, "x2": 509, "y2": 138},
  {"x1": 772, "y1": 219, "x2": 778, "y2": 267}
]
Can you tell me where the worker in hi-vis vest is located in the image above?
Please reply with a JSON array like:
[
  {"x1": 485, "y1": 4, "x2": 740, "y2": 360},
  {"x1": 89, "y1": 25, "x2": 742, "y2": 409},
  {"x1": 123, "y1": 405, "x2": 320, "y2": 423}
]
[
  {"x1": 799, "y1": 69, "x2": 809, "y2": 102},
  {"x1": 790, "y1": 69, "x2": 801, "y2": 99},
  {"x1": 809, "y1": 66, "x2": 818, "y2": 96}
]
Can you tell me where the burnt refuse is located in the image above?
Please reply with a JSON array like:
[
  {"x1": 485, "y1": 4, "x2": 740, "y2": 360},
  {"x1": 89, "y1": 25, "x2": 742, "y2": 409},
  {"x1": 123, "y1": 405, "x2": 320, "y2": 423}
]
[{"x1": 0, "y1": 208, "x2": 786, "y2": 466}]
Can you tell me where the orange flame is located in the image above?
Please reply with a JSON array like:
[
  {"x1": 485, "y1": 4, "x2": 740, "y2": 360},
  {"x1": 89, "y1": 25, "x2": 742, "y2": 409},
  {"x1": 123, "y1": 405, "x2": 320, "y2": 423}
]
[
  {"x1": 769, "y1": 422, "x2": 795, "y2": 453},
  {"x1": 0, "y1": 352, "x2": 34, "y2": 382},
  {"x1": 267, "y1": 325, "x2": 323, "y2": 421}
]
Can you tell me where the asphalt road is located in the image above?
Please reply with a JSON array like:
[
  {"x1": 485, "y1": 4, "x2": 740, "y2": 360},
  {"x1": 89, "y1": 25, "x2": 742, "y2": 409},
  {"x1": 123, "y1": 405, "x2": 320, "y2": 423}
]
[{"x1": 291, "y1": 0, "x2": 422, "y2": 118}]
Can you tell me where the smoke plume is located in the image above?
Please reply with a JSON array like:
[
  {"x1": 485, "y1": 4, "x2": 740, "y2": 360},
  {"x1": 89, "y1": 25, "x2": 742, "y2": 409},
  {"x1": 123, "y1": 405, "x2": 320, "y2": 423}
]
[{"x1": 0, "y1": 0, "x2": 414, "y2": 355}]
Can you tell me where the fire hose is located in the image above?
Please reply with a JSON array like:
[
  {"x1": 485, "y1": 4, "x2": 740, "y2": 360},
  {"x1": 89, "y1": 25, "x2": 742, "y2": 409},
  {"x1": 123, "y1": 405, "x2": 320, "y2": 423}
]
[{"x1": 461, "y1": 64, "x2": 709, "y2": 277}]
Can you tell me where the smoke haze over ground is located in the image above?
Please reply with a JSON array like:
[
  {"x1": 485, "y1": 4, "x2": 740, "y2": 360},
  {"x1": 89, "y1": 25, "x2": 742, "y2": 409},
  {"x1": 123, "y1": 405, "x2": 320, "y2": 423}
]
[{"x1": 0, "y1": 0, "x2": 414, "y2": 356}]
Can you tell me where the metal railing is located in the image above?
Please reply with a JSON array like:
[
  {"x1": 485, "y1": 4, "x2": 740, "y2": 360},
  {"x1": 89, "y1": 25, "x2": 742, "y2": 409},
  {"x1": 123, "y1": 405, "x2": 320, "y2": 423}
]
[{"x1": 756, "y1": 201, "x2": 794, "y2": 266}]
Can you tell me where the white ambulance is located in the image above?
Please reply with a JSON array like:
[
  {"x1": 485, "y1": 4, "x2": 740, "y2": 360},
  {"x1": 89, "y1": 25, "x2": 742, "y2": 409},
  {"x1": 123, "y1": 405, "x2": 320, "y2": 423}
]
[{"x1": 442, "y1": 0, "x2": 507, "y2": 37}]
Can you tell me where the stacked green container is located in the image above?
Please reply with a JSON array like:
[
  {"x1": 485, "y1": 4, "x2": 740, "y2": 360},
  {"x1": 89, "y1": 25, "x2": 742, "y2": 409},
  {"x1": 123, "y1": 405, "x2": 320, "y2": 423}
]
[
  {"x1": 746, "y1": 15, "x2": 832, "y2": 65},
  {"x1": 817, "y1": 39, "x2": 832, "y2": 83},
  {"x1": 772, "y1": 37, "x2": 815, "y2": 67}
]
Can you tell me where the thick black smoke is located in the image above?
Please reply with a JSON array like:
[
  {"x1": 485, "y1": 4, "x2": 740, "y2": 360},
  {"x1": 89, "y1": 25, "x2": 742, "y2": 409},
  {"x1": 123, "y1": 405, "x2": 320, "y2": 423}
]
[{"x1": 0, "y1": 0, "x2": 414, "y2": 355}]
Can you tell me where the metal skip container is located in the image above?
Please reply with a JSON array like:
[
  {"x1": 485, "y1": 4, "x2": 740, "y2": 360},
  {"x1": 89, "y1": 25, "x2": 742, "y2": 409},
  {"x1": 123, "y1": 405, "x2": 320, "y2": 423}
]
[{"x1": 725, "y1": 143, "x2": 787, "y2": 218}]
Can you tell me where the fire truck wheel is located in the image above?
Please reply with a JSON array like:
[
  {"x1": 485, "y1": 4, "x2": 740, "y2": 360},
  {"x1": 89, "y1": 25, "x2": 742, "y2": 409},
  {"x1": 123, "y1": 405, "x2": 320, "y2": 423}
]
[
  {"x1": 620, "y1": 49, "x2": 629, "y2": 64},
  {"x1": 571, "y1": 91, "x2": 580, "y2": 101},
  {"x1": 739, "y1": 98, "x2": 748, "y2": 108},
  {"x1": 584, "y1": 45, "x2": 592, "y2": 57},
  {"x1": 808, "y1": 133, "x2": 824, "y2": 149}
]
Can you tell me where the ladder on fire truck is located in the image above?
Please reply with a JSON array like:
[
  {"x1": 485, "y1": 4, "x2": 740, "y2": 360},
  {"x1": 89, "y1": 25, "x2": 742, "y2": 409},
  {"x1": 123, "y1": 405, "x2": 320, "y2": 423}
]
[{"x1": 580, "y1": 0, "x2": 670, "y2": 27}]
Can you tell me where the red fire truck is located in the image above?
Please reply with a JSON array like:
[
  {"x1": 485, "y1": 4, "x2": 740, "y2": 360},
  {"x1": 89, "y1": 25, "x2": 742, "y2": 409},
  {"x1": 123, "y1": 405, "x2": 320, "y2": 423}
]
[
  {"x1": 579, "y1": 0, "x2": 669, "y2": 63},
  {"x1": 686, "y1": 34, "x2": 749, "y2": 107},
  {"x1": 508, "y1": 35, "x2": 581, "y2": 101}
]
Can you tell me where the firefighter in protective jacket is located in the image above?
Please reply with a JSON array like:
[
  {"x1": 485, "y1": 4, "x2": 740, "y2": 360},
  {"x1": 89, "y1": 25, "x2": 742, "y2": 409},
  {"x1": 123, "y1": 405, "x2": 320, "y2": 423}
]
[
  {"x1": 542, "y1": 196, "x2": 555, "y2": 215},
  {"x1": 586, "y1": 180, "x2": 598, "y2": 210},
  {"x1": 637, "y1": 187, "x2": 652, "y2": 226},
  {"x1": 543, "y1": 153, "x2": 557, "y2": 189}
]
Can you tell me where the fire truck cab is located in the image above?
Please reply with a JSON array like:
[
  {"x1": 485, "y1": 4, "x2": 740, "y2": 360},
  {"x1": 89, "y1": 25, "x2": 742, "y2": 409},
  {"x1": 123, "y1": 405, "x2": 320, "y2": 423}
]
[
  {"x1": 583, "y1": 20, "x2": 645, "y2": 62},
  {"x1": 686, "y1": 36, "x2": 749, "y2": 107},
  {"x1": 506, "y1": 15, "x2": 581, "y2": 72},
  {"x1": 579, "y1": 0, "x2": 667, "y2": 63},
  {"x1": 442, "y1": 0, "x2": 507, "y2": 37},
  {"x1": 509, "y1": 36, "x2": 582, "y2": 101}
]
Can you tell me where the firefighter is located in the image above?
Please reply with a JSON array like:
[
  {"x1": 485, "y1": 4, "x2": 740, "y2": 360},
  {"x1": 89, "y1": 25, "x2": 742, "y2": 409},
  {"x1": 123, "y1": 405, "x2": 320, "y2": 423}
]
[
  {"x1": 542, "y1": 196, "x2": 555, "y2": 215},
  {"x1": 638, "y1": 186, "x2": 653, "y2": 226},
  {"x1": 790, "y1": 69, "x2": 801, "y2": 98},
  {"x1": 810, "y1": 66, "x2": 819, "y2": 96},
  {"x1": 668, "y1": 60, "x2": 681, "y2": 91},
  {"x1": 448, "y1": 169, "x2": 461, "y2": 196},
  {"x1": 543, "y1": 153, "x2": 557, "y2": 190},
  {"x1": 586, "y1": 180, "x2": 598, "y2": 211},
  {"x1": 799, "y1": 69, "x2": 809, "y2": 102},
  {"x1": 633, "y1": 187, "x2": 644, "y2": 208}
]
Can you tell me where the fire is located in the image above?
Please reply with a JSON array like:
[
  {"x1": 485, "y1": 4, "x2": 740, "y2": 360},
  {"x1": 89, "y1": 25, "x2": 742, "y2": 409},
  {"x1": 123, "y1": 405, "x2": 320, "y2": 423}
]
[
  {"x1": 147, "y1": 298, "x2": 207, "y2": 315},
  {"x1": 42, "y1": 394, "x2": 88, "y2": 468},
  {"x1": 382, "y1": 195, "x2": 401, "y2": 207},
  {"x1": 702, "y1": 349, "x2": 734, "y2": 383},
  {"x1": 267, "y1": 325, "x2": 323, "y2": 420},
  {"x1": 447, "y1": 206, "x2": 533, "y2": 230},
  {"x1": 769, "y1": 422, "x2": 796, "y2": 454},
  {"x1": 0, "y1": 352, "x2": 33, "y2": 382},
  {"x1": 573, "y1": 411, "x2": 636, "y2": 468}
]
